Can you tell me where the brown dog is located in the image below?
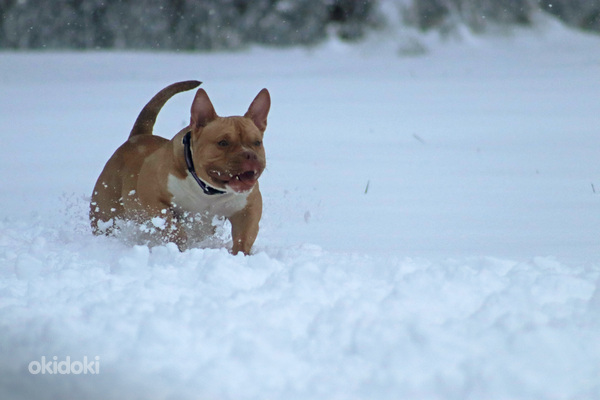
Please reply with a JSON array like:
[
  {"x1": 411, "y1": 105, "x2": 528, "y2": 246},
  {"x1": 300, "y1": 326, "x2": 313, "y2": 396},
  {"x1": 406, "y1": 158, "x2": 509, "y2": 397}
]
[{"x1": 90, "y1": 81, "x2": 270, "y2": 255}]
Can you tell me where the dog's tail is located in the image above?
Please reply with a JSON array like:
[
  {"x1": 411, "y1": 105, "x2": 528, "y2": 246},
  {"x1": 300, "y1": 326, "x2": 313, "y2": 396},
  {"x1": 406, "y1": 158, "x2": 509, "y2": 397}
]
[{"x1": 129, "y1": 80, "x2": 202, "y2": 138}]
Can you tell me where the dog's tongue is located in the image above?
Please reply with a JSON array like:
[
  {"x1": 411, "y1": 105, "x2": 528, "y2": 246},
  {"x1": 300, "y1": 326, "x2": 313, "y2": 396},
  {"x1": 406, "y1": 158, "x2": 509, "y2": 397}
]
[{"x1": 228, "y1": 171, "x2": 258, "y2": 193}]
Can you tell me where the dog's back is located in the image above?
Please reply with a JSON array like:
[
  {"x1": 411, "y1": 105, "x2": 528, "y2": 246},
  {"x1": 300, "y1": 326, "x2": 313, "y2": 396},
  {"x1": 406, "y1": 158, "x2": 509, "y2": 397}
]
[{"x1": 90, "y1": 80, "x2": 202, "y2": 234}]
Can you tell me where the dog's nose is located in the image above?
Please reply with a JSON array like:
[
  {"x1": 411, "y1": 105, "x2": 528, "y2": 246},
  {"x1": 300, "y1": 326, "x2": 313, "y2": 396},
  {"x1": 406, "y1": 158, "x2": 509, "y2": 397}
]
[{"x1": 242, "y1": 151, "x2": 258, "y2": 161}]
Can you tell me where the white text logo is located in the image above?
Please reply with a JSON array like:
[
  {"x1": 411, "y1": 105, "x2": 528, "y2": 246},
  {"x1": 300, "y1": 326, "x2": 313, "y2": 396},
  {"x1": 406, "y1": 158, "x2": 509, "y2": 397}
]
[{"x1": 28, "y1": 356, "x2": 100, "y2": 375}]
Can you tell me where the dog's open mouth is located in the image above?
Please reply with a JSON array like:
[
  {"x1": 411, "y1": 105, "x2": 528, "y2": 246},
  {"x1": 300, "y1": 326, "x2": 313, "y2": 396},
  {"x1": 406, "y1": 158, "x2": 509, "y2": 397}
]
[
  {"x1": 208, "y1": 169, "x2": 260, "y2": 193},
  {"x1": 228, "y1": 170, "x2": 260, "y2": 193}
]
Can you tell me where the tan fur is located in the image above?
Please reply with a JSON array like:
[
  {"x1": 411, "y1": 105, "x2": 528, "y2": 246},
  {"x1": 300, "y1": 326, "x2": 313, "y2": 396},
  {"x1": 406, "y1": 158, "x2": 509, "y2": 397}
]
[{"x1": 90, "y1": 81, "x2": 270, "y2": 255}]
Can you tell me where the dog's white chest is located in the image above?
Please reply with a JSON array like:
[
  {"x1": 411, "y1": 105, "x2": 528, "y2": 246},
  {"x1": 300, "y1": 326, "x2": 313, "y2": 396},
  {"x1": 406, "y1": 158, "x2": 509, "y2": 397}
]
[{"x1": 167, "y1": 173, "x2": 249, "y2": 217}]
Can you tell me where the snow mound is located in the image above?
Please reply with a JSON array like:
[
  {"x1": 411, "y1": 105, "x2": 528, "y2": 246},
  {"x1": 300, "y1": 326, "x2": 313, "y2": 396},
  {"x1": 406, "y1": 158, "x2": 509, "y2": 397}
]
[{"x1": 1, "y1": 203, "x2": 599, "y2": 399}]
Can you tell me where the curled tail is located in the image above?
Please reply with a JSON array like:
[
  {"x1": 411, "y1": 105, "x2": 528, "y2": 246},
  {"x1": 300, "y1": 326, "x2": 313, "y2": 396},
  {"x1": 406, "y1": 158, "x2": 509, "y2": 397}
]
[{"x1": 129, "y1": 80, "x2": 202, "y2": 138}]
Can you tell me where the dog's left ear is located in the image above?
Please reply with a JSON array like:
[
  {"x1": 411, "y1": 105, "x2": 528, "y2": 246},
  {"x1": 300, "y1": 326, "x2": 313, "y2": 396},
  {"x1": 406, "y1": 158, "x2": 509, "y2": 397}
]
[{"x1": 244, "y1": 89, "x2": 270, "y2": 132}]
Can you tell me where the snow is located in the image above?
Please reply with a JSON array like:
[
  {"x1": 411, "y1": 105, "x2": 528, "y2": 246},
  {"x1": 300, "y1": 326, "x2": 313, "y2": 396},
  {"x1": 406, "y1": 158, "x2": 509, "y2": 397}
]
[{"x1": 1, "y1": 22, "x2": 600, "y2": 399}]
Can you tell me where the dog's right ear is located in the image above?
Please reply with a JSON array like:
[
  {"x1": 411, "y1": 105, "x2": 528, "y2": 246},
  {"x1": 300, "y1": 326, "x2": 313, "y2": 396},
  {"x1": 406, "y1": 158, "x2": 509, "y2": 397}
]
[
  {"x1": 245, "y1": 88, "x2": 271, "y2": 133},
  {"x1": 190, "y1": 89, "x2": 217, "y2": 129}
]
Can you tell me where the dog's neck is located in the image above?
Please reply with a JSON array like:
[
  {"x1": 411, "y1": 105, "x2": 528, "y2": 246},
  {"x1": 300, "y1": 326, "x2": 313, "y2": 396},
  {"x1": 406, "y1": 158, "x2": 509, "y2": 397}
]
[{"x1": 182, "y1": 131, "x2": 226, "y2": 196}]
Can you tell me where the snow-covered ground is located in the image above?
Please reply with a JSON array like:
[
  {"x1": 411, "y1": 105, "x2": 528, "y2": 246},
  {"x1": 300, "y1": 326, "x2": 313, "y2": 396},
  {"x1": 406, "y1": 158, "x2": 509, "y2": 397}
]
[{"x1": 1, "y1": 21, "x2": 600, "y2": 399}]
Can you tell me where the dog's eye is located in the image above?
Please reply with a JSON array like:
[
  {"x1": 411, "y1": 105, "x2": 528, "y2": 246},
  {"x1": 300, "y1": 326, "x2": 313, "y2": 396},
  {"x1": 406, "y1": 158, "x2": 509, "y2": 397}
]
[
  {"x1": 218, "y1": 140, "x2": 229, "y2": 147},
  {"x1": 253, "y1": 140, "x2": 262, "y2": 147}
]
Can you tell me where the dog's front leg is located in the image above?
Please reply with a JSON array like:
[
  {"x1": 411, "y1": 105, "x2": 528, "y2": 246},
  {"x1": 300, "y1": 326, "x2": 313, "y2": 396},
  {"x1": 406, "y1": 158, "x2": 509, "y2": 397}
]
[
  {"x1": 163, "y1": 210, "x2": 189, "y2": 251},
  {"x1": 144, "y1": 203, "x2": 188, "y2": 251},
  {"x1": 229, "y1": 188, "x2": 262, "y2": 255}
]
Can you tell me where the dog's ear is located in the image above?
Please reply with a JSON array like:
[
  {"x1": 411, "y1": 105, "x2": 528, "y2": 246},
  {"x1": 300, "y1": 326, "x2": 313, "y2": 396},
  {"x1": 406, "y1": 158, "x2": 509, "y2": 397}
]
[
  {"x1": 190, "y1": 89, "x2": 217, "y2": 129},
  {"x1": 244, "y1": 89, "x2": 271, "y2": 132}
]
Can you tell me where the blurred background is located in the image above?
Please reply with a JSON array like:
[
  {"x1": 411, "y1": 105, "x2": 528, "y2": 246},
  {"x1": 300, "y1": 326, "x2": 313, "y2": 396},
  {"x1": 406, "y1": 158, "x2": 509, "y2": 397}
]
[{"x1": 0, "y1": 0, "x2": 598, "y2": 51}]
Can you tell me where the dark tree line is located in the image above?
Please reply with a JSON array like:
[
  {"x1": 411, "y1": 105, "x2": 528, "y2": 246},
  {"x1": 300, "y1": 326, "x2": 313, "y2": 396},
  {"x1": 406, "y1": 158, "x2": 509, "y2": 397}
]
[
  {"x1": 0, "y1": 0, "x2": 598, "y2": 50},
  {"x1": 0, "y1": 0, "x2": 379, "y2": 50},
  {"x1": 402, "y1": 0, "x2": 600, "y2": 33}
]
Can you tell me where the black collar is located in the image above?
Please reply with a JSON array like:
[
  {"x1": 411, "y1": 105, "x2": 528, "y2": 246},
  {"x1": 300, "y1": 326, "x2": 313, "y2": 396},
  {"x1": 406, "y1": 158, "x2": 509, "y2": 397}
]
[{"x1": 182, "y1": 131, "x2": 227, "y2": 196}]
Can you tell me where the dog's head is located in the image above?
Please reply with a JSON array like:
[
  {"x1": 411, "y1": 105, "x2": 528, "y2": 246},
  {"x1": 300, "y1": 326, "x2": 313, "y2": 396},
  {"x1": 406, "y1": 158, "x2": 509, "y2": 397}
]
[{"x1": 188, "y1": 88, "x2": 270, "y2": 193}]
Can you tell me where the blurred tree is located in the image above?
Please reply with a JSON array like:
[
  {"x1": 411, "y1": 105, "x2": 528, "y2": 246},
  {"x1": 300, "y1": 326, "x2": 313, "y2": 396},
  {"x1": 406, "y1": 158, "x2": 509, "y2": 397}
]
[
  {"x1": 539, "y1": 0, "x2": 600, "y2": 32},
  {"x1": 327, "y1": 0, "x2": 381, "y2": 40},
  {"x1": 243, "y1": 0, "x2": 328, "y2": 46},
  {"x1": 0, "y1": 0, "x2": 598, "y2": 50},
  {"x1": 401, "y1": 0, "x2": 534, "y2": 33},
  {"x1": 167, "y1": 0, "x2": 243, "y2": 50}
]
